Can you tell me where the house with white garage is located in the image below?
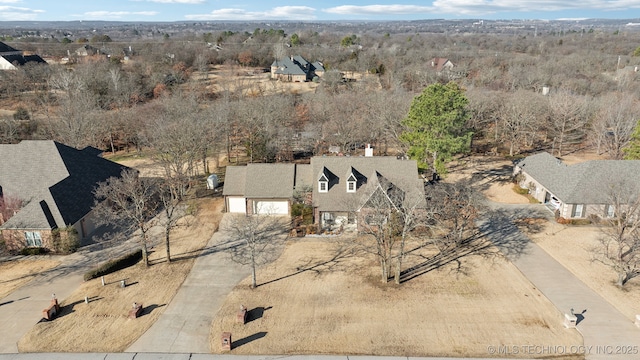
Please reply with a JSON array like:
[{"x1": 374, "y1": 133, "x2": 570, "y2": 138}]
[
  {"x1": 514, "y1": 152, "x2": 640, "y2": 219},
  {"x1": 223, "y1": 156, "x2": 425, "y2": 230},
  {"x1": 223, "y1": 163, "x2": 296, "y2": 215}
]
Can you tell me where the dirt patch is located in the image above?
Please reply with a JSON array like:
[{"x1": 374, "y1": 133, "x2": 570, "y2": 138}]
[
  {"x1": 0, "y1": 258, "x2": 60, "y2": 299},
  {"x1": 529, "y1": 221, "x2": 640, "y2": 321},
  {"x1": 17, "y1": 197, "x2": 223, "y2": 352},
  {"x1": 445, "y1": 156, "x2": 529, "y2": 204},
  {"x1": 209, "y1": 237, "x2": 582, "y2": 357}
]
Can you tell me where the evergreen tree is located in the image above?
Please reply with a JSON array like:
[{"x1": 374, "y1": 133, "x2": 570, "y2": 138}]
[
  {"x1": 400, "y1": 82, "x2": 472, "y2": 174},
  {"x1": 623, "y1": 119, "x2": 640, "y2": 160}
]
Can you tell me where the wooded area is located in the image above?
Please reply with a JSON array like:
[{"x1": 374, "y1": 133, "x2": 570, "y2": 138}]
[{"x1": 1, "y1": 23, "x2": 640, "y2": 164}]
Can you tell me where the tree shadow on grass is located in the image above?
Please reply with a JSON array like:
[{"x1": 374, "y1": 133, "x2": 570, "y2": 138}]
[
  {"x1": 232, "y1": 331, "x2": 267, "y2": 349},
  {"x1": 399, "y1": 206, "x2": 540, "y2": 283},
  {"x1": 257, "y1": 240, "x2": 360, "y2": 287}
]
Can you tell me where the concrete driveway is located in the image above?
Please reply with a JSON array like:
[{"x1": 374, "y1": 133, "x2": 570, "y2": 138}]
[
  {"x1": 480, "y1": 201, "x2": 640, "y2": 360},
  {"x1": 126, "y1": 214, "x2": 288, "y2": 353}
]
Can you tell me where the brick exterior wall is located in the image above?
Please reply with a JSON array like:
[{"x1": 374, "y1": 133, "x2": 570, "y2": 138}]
[{"x1": 0, "y1": 229, "x2": 54, "y2": 252}]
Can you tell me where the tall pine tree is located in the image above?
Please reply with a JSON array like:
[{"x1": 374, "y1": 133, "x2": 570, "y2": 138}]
[{"x1": 400, "y1": 82, "x2": 472, "y2": 175}]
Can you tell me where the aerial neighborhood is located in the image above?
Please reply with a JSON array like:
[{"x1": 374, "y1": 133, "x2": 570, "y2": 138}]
[{"x1": 2, "y1": 15, "x2": 640, "y2": 358}]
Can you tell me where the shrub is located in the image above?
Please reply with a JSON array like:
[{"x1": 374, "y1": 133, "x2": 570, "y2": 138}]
[
  {"x1": 83, "y1": 249, "x2": 142, "y2": 281},
  {"x1": 291, "y1": 203, "x2": 313, "y2": 224},
  {"x1": 556, "y1": 217, "x2": 570, "y2": 224},
  {"x1": 570, "y1": 218, "x2": 592, "y2": 226},
  {"x1": 13, "y1": 107, "x2": 30, "y2": 121},
  {"x1": 20, "y1": 247, "x2": 49, "y2": 255},
  {"x1": 52, "y1": 227, "x2": 80, "y2": 254},
  {"x1": 513, "y1": 184, "x2": 529, "y2": 195}
]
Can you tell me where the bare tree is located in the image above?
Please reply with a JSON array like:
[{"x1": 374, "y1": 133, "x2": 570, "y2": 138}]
[
  {"x1": 93, "y1": 170, "x2": 159, "y2": 267},
  {"x1": 157, "y1": 177, "x2": 192, "y2": 263},
  {"x1": 226, "y1": 213, "x2": 288, "y2": 288},
  {"x1": 546, "y1": 91, "x2": 589, "y2": 156},
  {"x1": 591, "y1": 180, "x2": 640, "y2": 287},
  {"x1": 357, "y1": 175, "x2": 426, "y2": 284},
  {"x1": 590, "y1": 93, "x2": 639, "y2": 159}
]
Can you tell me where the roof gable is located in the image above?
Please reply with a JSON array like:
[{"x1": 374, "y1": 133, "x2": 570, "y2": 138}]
[
  {"x1": 311, "y1": 156, "x2": 425, "y2": 212},
  {"x1": 0, "y1": 140, "x2": 129, "y2": 229}
]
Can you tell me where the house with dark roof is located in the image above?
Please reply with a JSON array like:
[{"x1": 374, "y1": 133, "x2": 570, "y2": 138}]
[
  {"x1": 270, "y1": 55, "x2": 325, "y2": 82},
  {"x1": 0, "y1": 41, "x2": 47, "y2": 70},
  {"x1": 514, "y1": 152, "x2": 640, "y2": 219},
  {"x1": 223, "y1": 156, "x2": 425, "y2": 230},
  {"x1": 0, "y1": 140, "x2": 130, "y2": 251}
]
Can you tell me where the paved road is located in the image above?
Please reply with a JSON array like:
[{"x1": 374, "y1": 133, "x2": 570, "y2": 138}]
[
  {"x1": 0, "y1": 238, "x2": 138, "y2": 353},
  {"x1": 126, "y1": 214, "x2": 284, "y2": 353},
  {"x1": 480, "y1": 202, "x2": 640, "y2": 360},
  {"x1": 0, "y1": 354, "x2": 508, "y2": 360}
]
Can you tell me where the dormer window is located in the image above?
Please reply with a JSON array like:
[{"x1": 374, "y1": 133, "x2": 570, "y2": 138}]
[
  {"x1": 318, "y1": 173, "x2": 328, "y2": 193},
  {"x1": 347, "y1": 174, "x2": 357, "y2": 193}
]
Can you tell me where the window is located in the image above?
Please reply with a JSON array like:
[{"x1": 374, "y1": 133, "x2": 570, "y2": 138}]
[
  {"x1": 319, "y1": 181, "x2": 327, "y2": 193},
  {"x1": 572, "y1": 204, "x2": 584, "y2": 218},
  {"x1": 25, "y1": 231, "x2": 42, "y2": 247},
  {"x1": 347, "y1": 173, "x2": 357, "y2": 193},
  {"x1": 605, "y1": 205, "x2": 615, "y2": 218},
  {"x1": 347, "y1": 181, "x2": 356, "y2": 192}
]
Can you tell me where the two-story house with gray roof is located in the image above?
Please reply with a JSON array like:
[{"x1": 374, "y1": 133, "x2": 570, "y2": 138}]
[
  {"x1": 514, "y1": 152, "x2": 640, "y2": 219},
  {"x1": 0, "y1": 140, "x2": 130, "y2": 252},
  {"x1": 223, "y1": 156, "x2": 425, "y2": 231},
  {"x1": 271, "y1": 55, "x2": 324, "y2": 82}
]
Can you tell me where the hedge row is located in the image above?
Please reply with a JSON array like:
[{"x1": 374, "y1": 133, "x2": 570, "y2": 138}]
[{"x1": 84, "y1": 249, "x2": 142, "y2": 281}]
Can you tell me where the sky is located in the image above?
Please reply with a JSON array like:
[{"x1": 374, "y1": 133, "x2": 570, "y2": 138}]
[{"x1": 1, "y1": 0, "x2": 640, "y2": 22}]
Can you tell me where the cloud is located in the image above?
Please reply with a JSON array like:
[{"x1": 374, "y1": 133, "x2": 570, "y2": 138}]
[
  {"x1": 185, "y1": 6, "x2": 316, "y2": 20},
  {"x1": 430, "y1": 0, "x2": 640, "y2": 15},
  {"x1": 134, "y1": 0, "x2": 205, "y2": 3},
  {"x1": 75, "y1": 10, "x2": 159, "y2": 19},
  {"x1": 325, "y1": 1, "x2": 640, "y2": 17},
  {"x1": 0, "y1": 6, "x2": 44, "y2": 21},
  {"x1": 325, "y1": 4, "x2": 435, "y2": 15}
]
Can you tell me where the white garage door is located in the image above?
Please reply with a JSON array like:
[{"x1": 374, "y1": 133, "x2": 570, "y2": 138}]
[
  {"x1": 255, "y1": 201, "x2": 289, "y2": 215},
  {"x1": 227, "y1": 197, "x2": 246, "y2": 213}
]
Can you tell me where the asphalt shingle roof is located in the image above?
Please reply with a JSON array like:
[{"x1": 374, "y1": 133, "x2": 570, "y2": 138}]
[
  {"x1": 0, "y1": 141, "x2": 129, "y2": 230},
  {"x1": 0, "y1": 42, "x2": 19, "y2": 54},
  {"x1": 310, "y1": 156, "x2": 425, "y2": 212},
  {"x1": 516, "y1": 152, "x2": 640, "y2": 204},
  {"x1": 223, "y1": 164, "x2": 296, "y2": 198},
  {"x1": 222, "y1": 157, "x2": 425, "y2": 211}
]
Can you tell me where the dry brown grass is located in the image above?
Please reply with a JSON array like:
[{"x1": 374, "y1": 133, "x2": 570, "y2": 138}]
[
  {"x1": 528, "y1": 221, "x2": 640, "y2": 321},
  {"x1": 209, "y1": 237, "x2": 582, "y2": 357},
  {"x1": 0, "y1": 258, "x2": 60, "y2": 299},
  {"x1": 17, "y1": 197, "x2": 223, "y2": 353}
]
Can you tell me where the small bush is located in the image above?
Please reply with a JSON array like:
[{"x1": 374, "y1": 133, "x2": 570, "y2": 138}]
[
  {"x1": 84, "y1": 249, "x2": 142, "y2": 281},
  {"x1": 13, "y1": 107, "x2": 30, "y2": 121},
  {"x1": 513, "y1": 184, "x2": 529, "y2": 195},
  {"x1": 556, "y1": 217, "x2": 570, "y2": 224},
  {"x1": 20, "y1": 247, "x2": 49, "y2": 256},
  {"x1": 52, "y1": 227, "x2": 80, "y2": 254},
  {"x1": 570, "y1": 218, "x2": 592, "y2": 226}
]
